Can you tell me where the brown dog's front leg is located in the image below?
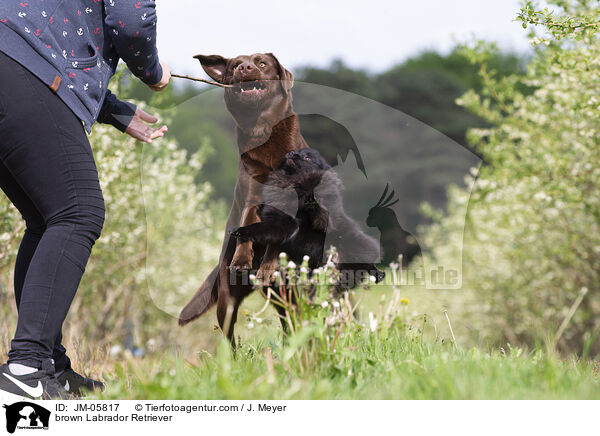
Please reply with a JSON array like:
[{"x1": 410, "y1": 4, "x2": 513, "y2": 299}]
[
  {"x1": 230, "y1": 205, "x2": 259, "y2": 271},
  {"x1": 230, "y1": 175, "x2": 263, "y2": 271}
]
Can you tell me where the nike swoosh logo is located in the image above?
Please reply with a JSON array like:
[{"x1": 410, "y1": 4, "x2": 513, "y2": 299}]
[{"x1": 3, "y1": 373, "x2": 44, "y2": 398}]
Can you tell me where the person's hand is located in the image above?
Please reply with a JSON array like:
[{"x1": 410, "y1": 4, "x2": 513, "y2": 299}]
[
  {"x1": 148, "y1": 61, "x2": 171, "y2": 92},
  {"x1": 125, "y1": 108, "x2": 168, "y2": 143}
]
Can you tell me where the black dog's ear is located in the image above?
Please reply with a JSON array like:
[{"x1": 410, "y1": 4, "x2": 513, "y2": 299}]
[
  {"x1": 194, "y1": 54, "x2": 230, "y2": 83},
  {"x1": 267, "y1": 53, "x2": 294, "y2": 95}
]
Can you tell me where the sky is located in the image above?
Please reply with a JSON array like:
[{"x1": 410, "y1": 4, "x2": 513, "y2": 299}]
[{"x1": 155, "y1": 0, "x2": 532, "y2": 76}]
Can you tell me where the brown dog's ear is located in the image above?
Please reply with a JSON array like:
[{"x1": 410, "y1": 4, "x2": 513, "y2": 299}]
[
  {"x1": 267, "y1": 53, "x2": 294, "y2": 94},
  {"x1": 194, "y1": 54, "x2": 230, "y2": 83}
]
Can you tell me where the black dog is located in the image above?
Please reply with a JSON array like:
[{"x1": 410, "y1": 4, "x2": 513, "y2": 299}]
[{"x1": 232, "y1": 148, "x2": 384, "y2": 289}]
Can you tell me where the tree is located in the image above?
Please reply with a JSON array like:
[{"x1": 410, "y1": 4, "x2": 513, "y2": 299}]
[{"x1": 424, "y1": 0, "x2": 600, "y2": 356}]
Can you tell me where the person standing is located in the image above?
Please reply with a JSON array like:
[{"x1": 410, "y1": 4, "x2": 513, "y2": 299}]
[{"x1": 0, "y1": 0, "x2": 171, "y2": 399}]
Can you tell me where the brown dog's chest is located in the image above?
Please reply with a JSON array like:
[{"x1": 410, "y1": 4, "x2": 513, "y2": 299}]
[{"x1": 240, "y1": 115, "x2": 308, "y2": 184}]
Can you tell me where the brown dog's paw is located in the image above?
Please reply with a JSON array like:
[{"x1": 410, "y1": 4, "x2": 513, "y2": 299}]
[
  {"x1": 229, "y1": 253, "x2": 252, "y2": 272},
  {"x1": 256, "y1": 263, "x2": 276, "y2": 284}
]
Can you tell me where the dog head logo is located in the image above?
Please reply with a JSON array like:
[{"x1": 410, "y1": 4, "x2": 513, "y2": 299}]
[{"x1": 3, "y1": 402, "x2": 50, "y2": 434}]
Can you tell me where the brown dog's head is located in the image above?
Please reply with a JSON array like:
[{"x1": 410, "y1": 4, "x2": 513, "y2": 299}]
[{"x1": 194, "y1": 53, "x2": 294, "y2": 136}]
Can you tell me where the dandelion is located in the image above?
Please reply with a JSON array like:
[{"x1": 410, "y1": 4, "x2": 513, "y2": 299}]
[
  {"x1": 279, "y1": 252, "x2": 288, "y2": 267},
  {"x1": 243, "y1": 309, "x2": 248, "y2": 316},
  {"x1": 400, "y1": 298, "x2": 410, "y2": 305}
]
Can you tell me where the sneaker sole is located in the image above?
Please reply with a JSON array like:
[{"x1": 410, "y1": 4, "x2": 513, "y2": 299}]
[{"x1": 0, "y1": 388, "x2": 37, "y2": 403}]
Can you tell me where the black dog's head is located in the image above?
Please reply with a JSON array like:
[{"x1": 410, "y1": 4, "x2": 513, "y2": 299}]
[
  {"x1": 195, "y1": 53, "x2": 294, "y2": 122},
  {"x1": 276, "y1": 149, "x2": 334, "y2": 222},
  {"x1": 265, "y1": 149, "x2": 334, "y2": 230},
  {"x1": 281, "y1": 148, "x2": 331, "y2": 176}
]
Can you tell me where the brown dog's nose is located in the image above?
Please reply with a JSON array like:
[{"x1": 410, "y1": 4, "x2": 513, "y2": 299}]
[{"x1": 237, "y1": 62, "x2": 255, "y2": 76}]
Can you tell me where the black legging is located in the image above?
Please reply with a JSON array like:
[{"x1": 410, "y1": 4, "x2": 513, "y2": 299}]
[{"x1": 0, "y1": 51, "x2": 105, "y2": 371}]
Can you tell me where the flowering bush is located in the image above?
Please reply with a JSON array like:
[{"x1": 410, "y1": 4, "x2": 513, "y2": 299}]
[{"x1": 424, "y1": 0, "x2": 600, "y2": 356}]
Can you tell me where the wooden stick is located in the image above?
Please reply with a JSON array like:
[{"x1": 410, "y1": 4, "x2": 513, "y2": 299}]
[{"x1": 171, "y1": 73, "x2": 234, "y2": 88}]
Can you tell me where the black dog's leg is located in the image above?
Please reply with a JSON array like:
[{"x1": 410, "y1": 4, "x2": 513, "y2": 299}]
[{"x1": 231, "y1": 206, "x2": 297, "y2": 245}]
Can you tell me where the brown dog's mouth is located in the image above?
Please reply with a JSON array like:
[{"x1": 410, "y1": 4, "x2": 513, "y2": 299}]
[{"x1": 232, "y1": 80, "x2": 268, "y2": 95}]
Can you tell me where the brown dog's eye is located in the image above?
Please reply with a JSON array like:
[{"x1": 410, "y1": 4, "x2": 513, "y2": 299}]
[{"x1": 259, "y1": 62, "x2": 266, "y2": 68}]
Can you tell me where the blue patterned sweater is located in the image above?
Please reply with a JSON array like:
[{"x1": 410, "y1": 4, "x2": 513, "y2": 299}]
[{"x1": 0, "y1": 0, "x2": 163, "y2": 132}]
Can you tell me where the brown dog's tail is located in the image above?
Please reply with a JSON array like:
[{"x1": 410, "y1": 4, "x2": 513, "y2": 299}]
[{"x1": 178, "y1": 265, "x2": 220, "y2": 326}]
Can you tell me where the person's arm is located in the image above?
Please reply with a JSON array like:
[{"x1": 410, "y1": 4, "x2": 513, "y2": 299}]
[
  {"x1": 98, "y1": 90, "x2": 168, "y2": 143},
  {"x1": 103, "y1": 0, "x2": 164, "y2": 87},
  {"x1": 97, "y1": 90, "x2": 137, "y2": 132}
]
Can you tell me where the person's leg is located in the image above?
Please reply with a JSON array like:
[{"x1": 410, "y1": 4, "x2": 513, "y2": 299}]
[
  {"x1": 13, "y1": 222, "x2": 46, "y2": 310},
  {"x1": 51, "y1": 339, "x2": 71, "y2": 373},
  {"x1": 0, "y1": 161, "x2": 46, "y2": 310},
  {"x1": 0, "y1": 51, "x2": 105, "y2": 369},
  {"x1": 0, "y1": 160, "x2": 70, "y2": 369},
  {"x1": 0, "y1": 163, "x2": 72, "y2": 373},
  {"x1": 0, "y1": 159, "x2": 46, "y2": 375}
]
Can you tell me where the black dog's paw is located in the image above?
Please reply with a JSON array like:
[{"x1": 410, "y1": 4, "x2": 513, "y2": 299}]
[
  {"x1": 230, "y1": 226, "x2": 251, "y2": 240},
  {"x1": 365, "y1": 265, "x2": 385, "y2": 284},
  {"x1": 372, "y1": 268, "x2": 385, "y2": 283}
]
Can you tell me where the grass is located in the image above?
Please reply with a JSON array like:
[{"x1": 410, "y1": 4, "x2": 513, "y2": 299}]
[
  {"x1": 92, "y1": 330, "x2": 600, "y2": 400},
  {"x1": 3, "y1": 264, "x2": 599, "y2": 400},
  {"x1": 87, "y1": 261, "x2": 600, "y2": 401}
]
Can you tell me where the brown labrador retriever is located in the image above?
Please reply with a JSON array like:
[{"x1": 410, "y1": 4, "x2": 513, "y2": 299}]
[{"x1": 178, "y1": 53, "x2": 308, "y2": 343}]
